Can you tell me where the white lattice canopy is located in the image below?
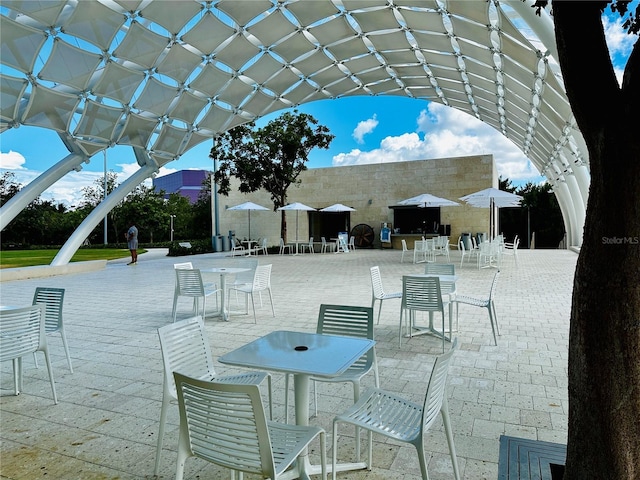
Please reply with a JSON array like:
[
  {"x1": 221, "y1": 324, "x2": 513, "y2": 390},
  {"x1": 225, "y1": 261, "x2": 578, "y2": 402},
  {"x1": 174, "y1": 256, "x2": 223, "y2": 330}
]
[{"x1": 0, "y1": 0, "x2": 589, "y2": 263}]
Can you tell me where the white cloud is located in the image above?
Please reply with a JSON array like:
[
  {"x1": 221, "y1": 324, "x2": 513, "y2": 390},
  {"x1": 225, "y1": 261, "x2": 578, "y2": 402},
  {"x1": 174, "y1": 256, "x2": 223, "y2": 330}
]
[
  {"x1": 352, "y1": 114, "x2": 378, "y2": 143},
  {"x1": 333, "y1": 103, "x2": 542, "y2": 183},
  {"x1": 604, "y1": 14, "x2": 636, "y2": 59},
  {"x1": 0, "y1": 150, "x2": 27, "y2": 169},
  {"x1": 603, "y1": 13, "x2": 636, "y2": 85}
]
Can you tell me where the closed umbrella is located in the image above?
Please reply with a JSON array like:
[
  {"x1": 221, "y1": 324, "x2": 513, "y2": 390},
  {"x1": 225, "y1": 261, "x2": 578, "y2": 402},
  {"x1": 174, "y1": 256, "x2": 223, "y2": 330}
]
[
  {"x1": 227, "y1": 201, "x2": 269, "y2": 240},
  {"x1": 459, "y1": 187, "x2": 522, "y2": 239},
  {"x1": 277, "y1": 202, "x2": 316, "y2": 253}
]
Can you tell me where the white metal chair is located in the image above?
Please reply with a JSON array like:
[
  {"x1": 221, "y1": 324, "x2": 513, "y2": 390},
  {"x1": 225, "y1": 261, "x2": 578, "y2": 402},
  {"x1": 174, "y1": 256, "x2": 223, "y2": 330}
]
[
  {"x1": 332, "y1": 338, "x2": 460, "y2": 480},
  {"x1": 172, "y1": 268, "x2": 220, "y2": 322},
  {"x1": 477, "y1": 240, "x2": 501, "y2": 269},
  {"x1": 172, "y1": 263, "x2": 217, "y2": 314},
  {"x1": 435, "y1": 236, "x2": 451, "y2": 262},
  {"x1": 401, "y1": 238, "x2": 412, "y2": 263},
  {"x1": 502, "y1": 237, "x2": 520, "y2": 267},
  {"x1": 32, "y1": 287, "x2": 73, "y2": 373},
  {"x1": 1, "y1": 304, "x2": 58, "y2": 404},
  {"x1": 257, "y1": 237, "x2": 268, "y2": 255},
  {"x1": 279, "y1": 237, "x2": 292, "y2": 255},
  {"x1": 300, "y1": 237, "x2": 314, "y2": 254},
  {"x1": 455, "y1": 270, "x2": 501, "y2": 345},
  {"x1": 413, "y1": 239, "x2": 427, "y2": 263},
  {"x1": 227, "y1": 264, "x2": 275, "y2": 322},
  {"x1": 231, "y1": 237, "x2": 246, "y2": 256},
  {"x1": 370, "y1": 266, "x2": 402, "y2": 324},
  {"x1": 154, "y1": 316, "x2": 272, "y2": 476},
  {"x1": 458, "y1": 236, "x2": 477, "y2": 267},
  {"x1": 424, "y1": 263, "x2": 457, "y2": 327},
  {"x1": 400, "y1": 275, "x2": 451, "y2": 352},
  {"x1": 321, "y1": 236, "x2": 334, "y2": 253},
  {"x1": 348, "y1": 236, "x2": 356, "y2": 250},
  {"x1": 173, "y1": 372, "x2": 326, "y2": 480}
]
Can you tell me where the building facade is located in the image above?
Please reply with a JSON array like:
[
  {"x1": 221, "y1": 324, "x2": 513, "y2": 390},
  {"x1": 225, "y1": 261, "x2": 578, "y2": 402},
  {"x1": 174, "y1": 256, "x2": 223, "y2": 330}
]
[
  {"x1": 153, "y1": 170, "x2": 208, "y2": 204},
  {"x1": 217, "y1": 154, "x2": 496, "y2": 249}
]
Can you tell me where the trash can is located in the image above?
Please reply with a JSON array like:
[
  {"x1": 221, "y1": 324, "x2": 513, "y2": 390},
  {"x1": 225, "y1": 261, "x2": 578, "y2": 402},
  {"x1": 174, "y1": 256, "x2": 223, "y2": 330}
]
[
  {"x1": 222, "y1": 236, "x2": 230, "y2": 252},
  {"x1": 476, "y1": 232, "x2": 487, "y2": 245},
  {"x1": 212, "y1": 235, "x2": 223, "y2": 252},
  {"x1": 461, "y1": 233, "x2": 472, "y2": 251}
]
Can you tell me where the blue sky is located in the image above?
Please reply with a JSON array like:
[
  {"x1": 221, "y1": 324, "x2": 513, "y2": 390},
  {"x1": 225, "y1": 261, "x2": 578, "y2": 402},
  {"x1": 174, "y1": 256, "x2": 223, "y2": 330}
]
[{"x1": 1, "y1": 6, "x2": 636, "y2": 207}]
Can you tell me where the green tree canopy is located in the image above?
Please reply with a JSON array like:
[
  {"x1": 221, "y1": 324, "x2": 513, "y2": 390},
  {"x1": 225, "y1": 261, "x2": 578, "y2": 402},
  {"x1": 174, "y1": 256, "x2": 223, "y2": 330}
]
[{"x1": 210, "y1": 110, "x2": 334, "y2": 242}]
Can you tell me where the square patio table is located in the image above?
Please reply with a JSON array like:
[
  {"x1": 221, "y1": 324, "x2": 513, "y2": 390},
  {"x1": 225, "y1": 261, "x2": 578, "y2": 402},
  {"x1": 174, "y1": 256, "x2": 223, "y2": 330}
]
[{"x1": 219, "y1": 330, "x2": 375, "y2": 480}]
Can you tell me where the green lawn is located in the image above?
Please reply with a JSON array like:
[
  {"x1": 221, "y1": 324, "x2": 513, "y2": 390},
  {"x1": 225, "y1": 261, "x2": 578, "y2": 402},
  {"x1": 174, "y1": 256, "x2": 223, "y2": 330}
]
[{"x1": 0, "y1": 248, "x2": 143, "y2": 269}]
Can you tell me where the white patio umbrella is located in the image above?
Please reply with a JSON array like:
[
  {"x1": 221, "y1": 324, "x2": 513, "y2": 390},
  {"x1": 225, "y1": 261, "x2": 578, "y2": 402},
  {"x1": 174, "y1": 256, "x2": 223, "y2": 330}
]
[
  {"x1": 320, "y1": 203, "x2": 356, "y2": 233},
  {"x1": 319, "y1": 203, "x2": 356, "y2": 212},
  {"x1": 276, "y1": 202, "x2": 316, "y2": 248},
  {"x1": 398, "y1": 193, "x2": 460, "y2": 207},
  {"x1": 227, "y1": 201, "x2": 269, "y2": 239},
  {"x1": 459, "y1": 187, "x2": 522, "y2": 239}
]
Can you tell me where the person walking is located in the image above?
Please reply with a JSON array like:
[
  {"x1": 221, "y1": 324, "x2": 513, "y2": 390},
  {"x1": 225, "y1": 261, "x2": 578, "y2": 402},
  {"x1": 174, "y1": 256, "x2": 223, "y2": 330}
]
[{"x1": 126, "y1": 223, "x2": 138, "y2": 265}]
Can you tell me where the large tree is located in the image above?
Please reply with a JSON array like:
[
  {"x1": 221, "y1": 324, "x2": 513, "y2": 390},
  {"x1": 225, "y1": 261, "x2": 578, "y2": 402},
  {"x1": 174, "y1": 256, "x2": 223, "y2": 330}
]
[
  {"x1": 539, "y1": 2, "x2": 639, "y2": 478},
  {"x1": 210, "y1": 110, "x2": 334, "y2": 242}
]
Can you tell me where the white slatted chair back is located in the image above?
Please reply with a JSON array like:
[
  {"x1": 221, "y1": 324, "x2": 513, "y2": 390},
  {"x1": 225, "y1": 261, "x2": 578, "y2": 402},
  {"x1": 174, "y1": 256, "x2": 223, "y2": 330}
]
[
  {"x1": 400, "y1": 275, "x2": 446, "y2": 350},
  {"x1": 173, "y1": 373, "x2": 326, "y2": 480},
  {"x1": 155, "y1": 316, "x2": 272, "y2": 475},
  {"x1": 32, "y1": 287, "x2": 73, "y2": 372},
  {"x1": 0, "y1": 304, "x2": 57, "y2": 404}
]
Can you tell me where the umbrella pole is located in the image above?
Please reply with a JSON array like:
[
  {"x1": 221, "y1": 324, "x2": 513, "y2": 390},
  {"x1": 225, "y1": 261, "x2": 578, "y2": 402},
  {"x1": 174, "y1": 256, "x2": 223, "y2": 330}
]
[
  {"x1": 295, "y1": 211, "x2": 299, "y2": 254},
  {"x1": 248, "y1": 210, "x2": 251, "y2": 240}
]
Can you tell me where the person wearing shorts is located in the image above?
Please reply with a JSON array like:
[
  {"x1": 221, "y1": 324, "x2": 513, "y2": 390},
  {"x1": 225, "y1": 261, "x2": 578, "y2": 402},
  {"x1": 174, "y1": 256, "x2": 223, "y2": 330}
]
[{"x1": 126, "y1": 223, "x2": 138, "y2": 265}]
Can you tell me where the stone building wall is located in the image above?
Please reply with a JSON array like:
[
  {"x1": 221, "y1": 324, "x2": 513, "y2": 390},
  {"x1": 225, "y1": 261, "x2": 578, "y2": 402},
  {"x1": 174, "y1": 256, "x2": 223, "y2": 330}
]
[{"x1": 217, "y1": 154, "x2": 496, "y2": 248}]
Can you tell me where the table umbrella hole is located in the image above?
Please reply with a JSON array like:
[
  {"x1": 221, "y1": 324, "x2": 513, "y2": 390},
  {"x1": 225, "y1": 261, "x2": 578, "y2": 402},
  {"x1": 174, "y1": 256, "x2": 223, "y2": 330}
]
[{"x1": 294, "y1": 345, "x2": 308, "y2": 351}]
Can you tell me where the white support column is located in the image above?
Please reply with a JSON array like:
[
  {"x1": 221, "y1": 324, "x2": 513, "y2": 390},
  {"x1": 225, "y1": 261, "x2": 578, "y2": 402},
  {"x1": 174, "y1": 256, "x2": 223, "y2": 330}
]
[{"x1": 51, "y1": 164, "x2": 157, "y2": 266}]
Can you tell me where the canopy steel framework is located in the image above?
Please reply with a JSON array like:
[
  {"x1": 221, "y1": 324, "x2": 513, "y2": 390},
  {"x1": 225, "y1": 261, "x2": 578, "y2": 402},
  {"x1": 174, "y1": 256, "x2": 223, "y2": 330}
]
[{"x1": 1, "y1": 0, "x2": 588, "y2": 264}]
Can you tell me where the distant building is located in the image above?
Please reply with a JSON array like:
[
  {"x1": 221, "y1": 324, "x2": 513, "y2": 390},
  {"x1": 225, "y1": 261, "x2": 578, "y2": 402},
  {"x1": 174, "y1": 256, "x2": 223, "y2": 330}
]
[{"x1": 153, "y1": 170, "x2": 208, "y2": 204}]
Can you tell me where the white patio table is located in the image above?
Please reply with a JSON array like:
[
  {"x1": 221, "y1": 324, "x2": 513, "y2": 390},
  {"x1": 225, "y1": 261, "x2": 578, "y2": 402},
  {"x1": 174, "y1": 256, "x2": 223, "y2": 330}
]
[
  {"x1": 200, "y1": 267, "x2": 249, "y2": 321},
  {"x1": 219, "y1": 330, "x2": 375, "y2": 480}
]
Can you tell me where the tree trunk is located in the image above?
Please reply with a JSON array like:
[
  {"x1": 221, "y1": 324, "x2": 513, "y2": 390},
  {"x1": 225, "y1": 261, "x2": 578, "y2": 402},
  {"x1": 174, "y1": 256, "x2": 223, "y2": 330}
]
[
  {"x1": 552, "y1": 3, "x2": 640, "y2": 479},
  {"x1": 280, "y1": 210, "x2": 287, "y2": 244}
]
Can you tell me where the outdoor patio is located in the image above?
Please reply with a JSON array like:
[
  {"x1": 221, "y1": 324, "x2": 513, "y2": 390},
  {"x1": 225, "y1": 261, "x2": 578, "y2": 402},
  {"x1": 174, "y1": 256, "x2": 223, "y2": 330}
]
[{"x1": 0, "y1": 246, "x2": 576, "y2": 479}]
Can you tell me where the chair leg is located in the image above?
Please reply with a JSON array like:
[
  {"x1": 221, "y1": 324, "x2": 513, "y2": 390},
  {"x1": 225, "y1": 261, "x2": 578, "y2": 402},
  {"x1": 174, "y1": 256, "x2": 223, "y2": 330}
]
[
  {"x1": 154, "y1": 394, "x2": 171, "y2": 475},
  {"x1": 441, "y1": 397, "x2": 461, "y2": 480},
  {"x1": 267, "y1": 288, "x2": 275, "y2": 317},
  {"x1": 41, "y1": 348, "x2": 58, "y2": 404},
  {"x1": 488, "y1": 304, "x2": 498, "y2": 345},
  {"x1": 250, "y1": 293, "x2": 257, "y2": 323},
  {"x1": 13, "y1": 357, "x2": 20, "y2": 395},
  {"x1": 59, "y1": 328, "x2": 74, "y2": 373},
  {"x1": 172, "y1": 295, "x2": 179, "y2": 322},
  {"x1": 491, "y1": 300, "x2": 500, "y2": 335}
]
